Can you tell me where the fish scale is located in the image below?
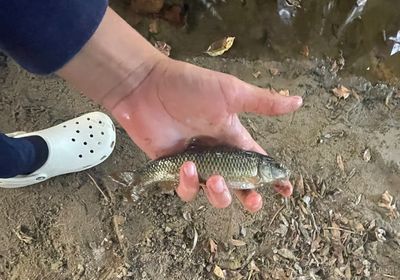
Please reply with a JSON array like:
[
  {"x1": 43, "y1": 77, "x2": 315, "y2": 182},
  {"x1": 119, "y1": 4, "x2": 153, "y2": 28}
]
[{"x1": 132, "y1": 148, "x2": 290, "y2": 190}]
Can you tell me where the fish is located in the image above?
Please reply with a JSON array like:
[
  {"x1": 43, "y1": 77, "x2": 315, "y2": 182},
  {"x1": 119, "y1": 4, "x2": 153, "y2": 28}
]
[{"x1": 127, "y1": 142, "x2": 291, "y2": 191}]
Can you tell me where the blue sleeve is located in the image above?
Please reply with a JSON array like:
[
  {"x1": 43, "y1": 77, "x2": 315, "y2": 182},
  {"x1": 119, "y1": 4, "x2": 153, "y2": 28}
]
[{"x1": 0, "y1": 0, "x2": 108, "y2": 75}]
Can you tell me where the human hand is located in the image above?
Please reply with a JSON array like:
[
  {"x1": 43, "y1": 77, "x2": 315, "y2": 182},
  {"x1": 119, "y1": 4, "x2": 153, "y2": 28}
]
[
  {"x1": 111, "y1": 58, "x2": 302, "y2": 212},
  {"x1": 56, "y1": 8, "x2": 302, "y2": 212}
]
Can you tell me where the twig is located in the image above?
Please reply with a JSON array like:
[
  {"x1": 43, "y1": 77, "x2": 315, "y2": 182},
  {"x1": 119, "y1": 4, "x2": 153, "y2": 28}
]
[
  {"x1": 382, "y1": 274, "x2": 396, "y2": 279},
  {"x1": 323, "y1": 227, "x2": 357, "y2": 234},
  {"x1": 269, "y1": 205, "x2": 285, "y2": 226},
  {"x1": 87, "y1": 173, "x2": 109, "y2": 203}
]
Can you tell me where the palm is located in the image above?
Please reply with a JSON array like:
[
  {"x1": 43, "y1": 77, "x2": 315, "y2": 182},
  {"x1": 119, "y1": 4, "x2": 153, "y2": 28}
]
[{"x1": 115, "y1": 59, "x2": 265, "y2": 159}]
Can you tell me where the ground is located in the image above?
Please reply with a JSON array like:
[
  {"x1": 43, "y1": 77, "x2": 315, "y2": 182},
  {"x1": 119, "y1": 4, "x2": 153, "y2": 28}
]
[
  {"x1": 0, "y1": 1, "x2": 400, "y2": 278},
  {"x1": 0, "y1": 53, "x2": 399, "y2": 280}
]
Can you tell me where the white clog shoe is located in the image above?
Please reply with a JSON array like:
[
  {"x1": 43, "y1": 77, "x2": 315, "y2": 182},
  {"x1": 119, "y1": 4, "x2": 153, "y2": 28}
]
[{"x1": 0, "y1": 112, "x2": 116, "y2": 188}]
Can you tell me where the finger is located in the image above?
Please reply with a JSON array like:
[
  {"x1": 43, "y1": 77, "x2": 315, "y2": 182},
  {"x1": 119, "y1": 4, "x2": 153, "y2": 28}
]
[
  {"x1": 273, "y1": 180, "x2": 293, "y2": 197},
  {"x1": 176, "y1": 161, "x2": 200, "y2": 202},
  {"x1": 234, "y1": 189, "x2": 263, "y2": 213},
  {"x1": 228, "y1": 78, "x2": 303, "y2": 116},
  {"x1": 204, "y1": 175, "x2": 232, "y2": 208}
]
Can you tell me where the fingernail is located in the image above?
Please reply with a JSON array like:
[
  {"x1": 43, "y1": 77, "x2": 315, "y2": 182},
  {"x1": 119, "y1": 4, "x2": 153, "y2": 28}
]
[
  {"x1": 213, "y1": 178, "x2": 225, "y2": 193},
  {"x1": 184, "y1": 163, "x2": 196, "y2": 177},
  {"x1": 294, "y1": 96, "x2": 303, "y2": 106}
]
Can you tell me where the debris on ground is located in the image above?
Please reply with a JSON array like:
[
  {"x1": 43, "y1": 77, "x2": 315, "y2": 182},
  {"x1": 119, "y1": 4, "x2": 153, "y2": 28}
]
[
  {"x1": 154, "y1": 41, "x2": 171, "y2": 56},
  {"x1": 205, "y1": 36, "x2": 235, "y2": 57},
  {"x1": 389, "y1": 31, "x2": 400, "y2": 56},
  {"x1": 378, "y1": 191, "x2": 399, "y2": 219},
  {"x1": 332, "y1": 85, "x2": 351, "y2": 99},
  {"x1": 278, "y1": 89, "x2": 290, "y2": 96}
]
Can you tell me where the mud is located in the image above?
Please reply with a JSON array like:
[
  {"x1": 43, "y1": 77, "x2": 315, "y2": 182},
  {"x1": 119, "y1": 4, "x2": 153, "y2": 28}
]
[{"x1": 0, "y1": 49, "x2": 399, "y2": 279}]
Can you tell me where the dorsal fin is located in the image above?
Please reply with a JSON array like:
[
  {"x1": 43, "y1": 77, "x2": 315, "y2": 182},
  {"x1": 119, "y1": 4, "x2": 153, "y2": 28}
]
[{"x1": 185, "y1": 135, "x2": 240, "y2": 152}]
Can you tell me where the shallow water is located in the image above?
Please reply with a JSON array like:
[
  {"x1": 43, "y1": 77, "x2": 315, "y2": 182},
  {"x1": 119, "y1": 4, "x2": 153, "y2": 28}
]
[{"x1": 112, "y1": 0, "x2": 400, "y2": 84}]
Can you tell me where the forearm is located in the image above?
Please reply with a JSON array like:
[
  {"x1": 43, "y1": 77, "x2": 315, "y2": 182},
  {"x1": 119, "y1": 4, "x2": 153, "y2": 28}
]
[{"x1": 57, "y1": 8, "x2": 165, "y2": 111}]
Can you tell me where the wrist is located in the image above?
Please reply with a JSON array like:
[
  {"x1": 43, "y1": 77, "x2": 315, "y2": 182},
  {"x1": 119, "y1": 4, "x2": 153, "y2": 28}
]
[{"x1": 57, "y1": 7, "x2": 166, "y2": 111}]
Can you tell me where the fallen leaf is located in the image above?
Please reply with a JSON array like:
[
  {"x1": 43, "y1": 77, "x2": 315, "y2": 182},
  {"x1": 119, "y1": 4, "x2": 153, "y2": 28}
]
[
  {"x1": 362, "y1": 148, "x2": 371, "y2": 162},
  {"x1": 269, "y1": 67, "x2": 280, "y2": 76},
  {"x1": 205, "y1": 36, "x2": 235, "y2": 57},
  {"x1": 252, "y1": 71, "x2": 261, "y2": 78},
  {"x1": 301, "y1": 45, "x2": 309, "y2": 57},
  {"x1": 277, "y1": 248, "x2": 297, "y2": 260},
  {"x1": 209, "y1": 238, "x2": 218, "y2": 254},
  {"x1": 154, "y1": 41, "x2": 171, "y2": 56},
  {"x1": 249, "y1": 260, "x2": 260, "y2": 272},
  {"x1": 278, "y1": 89, "x2": 290, "y2": 96},
  {"x1": 213, "y1": 265, "x2": 225, "y2": 279},
  {"x1": 230, "y1": 238, "x2": 246, "y2": 247},
  {"x1": 336, "y1": 154, "x2": 345, "y2": 174},
  {"x1": 332, "y1": 85, "x2": 351, "y2": 99},
  {"x1": 378, "y1": 191, "x2": 399, "y2": 219}
]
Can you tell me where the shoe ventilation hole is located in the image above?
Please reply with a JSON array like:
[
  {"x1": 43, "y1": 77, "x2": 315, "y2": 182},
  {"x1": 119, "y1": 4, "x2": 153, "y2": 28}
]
[
  {"x1": 83, "y1": 142, "x2": 87, "y2": 145},
  {"x1": 101, "y1": 132, "x2": 104, "y2": 135},
  {"x1": 76, "y1": 121, "x2": 79, "y2": 124},
  {"x1": 76, "y1": 130, "x2": 80, "y2": 133},
  {"x1": 90, "y1": 134, "x2": 93, "y2": 138},
  {"x1": 87, "y1": 117, "x2": 90, "y2": 120},
  {"x1": 72, "y1": 138, "x2": 76, "y2": 142},
  {"x1": 90, "y1": 150, "x2": 94, "y2": 153},
  {"x1": 89, "y1": 125, "x2": 92, "y2": 129},
  {"x1": 79, "y1": 154, "x2": 83, "y2": 158},
  {"x1": 99, "y1": 121, "x2": 102, "y2": 124},
  {"x1": 63, "y1": 125, "x2": 67, "y2": 128}
]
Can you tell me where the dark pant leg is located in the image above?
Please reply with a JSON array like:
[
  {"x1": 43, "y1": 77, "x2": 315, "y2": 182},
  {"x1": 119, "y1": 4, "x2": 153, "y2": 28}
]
[{"x1": 0, "y1": 133, "x2": 48, "y2": 178}]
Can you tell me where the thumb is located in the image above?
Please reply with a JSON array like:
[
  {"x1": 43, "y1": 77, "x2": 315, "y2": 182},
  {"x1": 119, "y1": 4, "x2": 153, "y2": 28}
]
[{"x1": 226, "y1": 76, "x2": 303, "y2": 116}]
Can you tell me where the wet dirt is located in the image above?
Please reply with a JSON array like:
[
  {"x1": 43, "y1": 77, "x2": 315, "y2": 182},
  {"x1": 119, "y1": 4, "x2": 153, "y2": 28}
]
[
  {"x1": 1, "y1": 2, "x2": 400, "y2": 279},
  {"x1": 112, "y1": 0, "x2": 400, "y2": 84}
]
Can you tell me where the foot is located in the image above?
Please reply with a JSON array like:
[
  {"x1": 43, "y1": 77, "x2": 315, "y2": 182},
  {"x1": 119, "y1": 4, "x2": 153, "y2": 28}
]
[{"x1": 0, "y1": 112, "x2": 116, "y2": 188}]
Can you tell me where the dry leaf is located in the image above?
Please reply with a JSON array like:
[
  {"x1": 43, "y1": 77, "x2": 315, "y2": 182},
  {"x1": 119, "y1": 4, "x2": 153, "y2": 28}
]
[
  {"x1": 278, "y1": 89, "x2": 290, "y2": 96},
  {"x1": 363, "y1": 148, "x2": 371, "y2": 162},
  {"x1": 213, "y1": 265, "x2": 225, "y2": 279},
  {"x1": 209, "y1": 238, "x2": 218, "y2": 254},
  {"x1": 277, "y1": 248, "x2": 297, "y2": 260},
  {"x1": 332, "y1": 85, "x2": 351, "y2": 99},
  {"x1": 154, "y1": 41, "x2": 171, "y2": 56},
  {"x1": 269, "y1": 67, "x2": 280, "y2": 76},
  {"x1": 249, "y1": 260, "x2": 260, "y2": 272},
  {"x1": 230, "y1": 238, "x2": 246, "y2": 247},
  {"x1": 336, "y1": 154, "x2": 345, "y2": 174},
  {"x1": 252, "y1": 71, "x2": 261, "y2": 78},
  {"x1": 205, "y1": 36, "x2": 235, "y2": 57},
  {"x1": 301, "y1": 45, "x2": 310, "y2": 57},
  {"x1": 378, "y1": 191, "x2": 399, "y2": 219}
]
